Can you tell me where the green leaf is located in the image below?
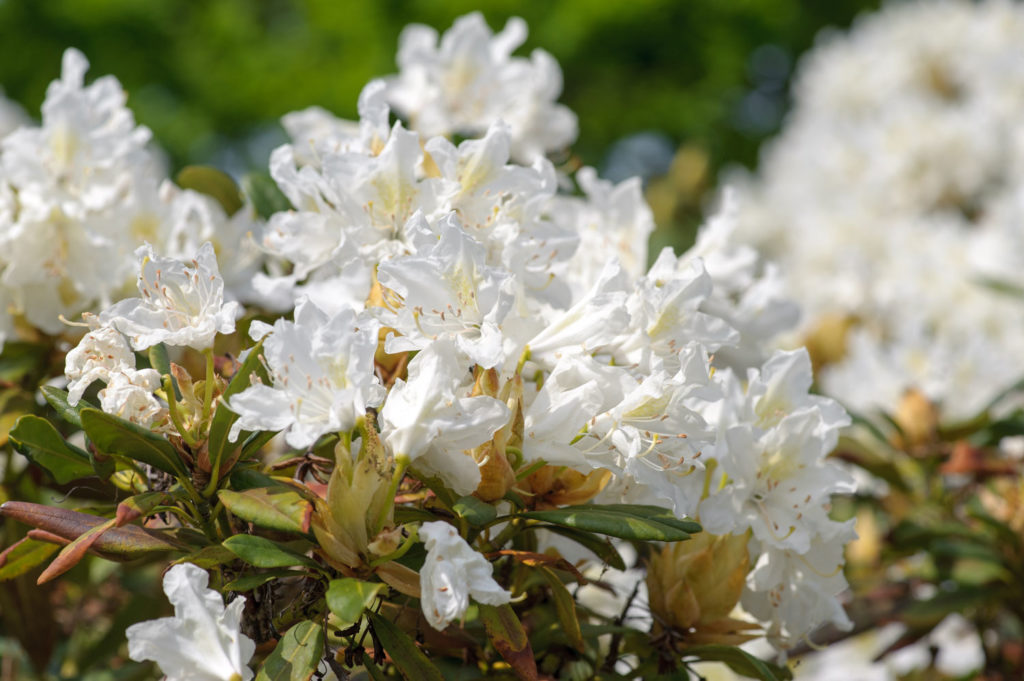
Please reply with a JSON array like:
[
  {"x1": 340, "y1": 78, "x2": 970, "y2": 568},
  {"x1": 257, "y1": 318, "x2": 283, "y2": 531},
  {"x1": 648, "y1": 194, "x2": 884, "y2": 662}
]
[
  {"x1": 537, "y1": 567, "x2": 584, "y2": 652},
  {"x1": 367, "y1": 611, "x2": 444, "y2": 681},
  {"x1": 223, "y1": 569, "x2": 296, "y2": 592},
  {"x1": 242, "y1": 429, "x2": 279, "y2": 458},
  {"x1": 0, "y1": 342, "x2": 48, "y2": 383},
  {"x1": 361, "y1": 658, "x2": 390, "y2": 681},
  {"x1": 685, "y1": 644, "x2": 792, "y2": 681},
  {"x1": 207, "y1": 341, "x2": 269, "y2": 491},
  {"x1": 176, "y1": 165, "x2": 243, "y2": 216},
  {"x1": 256, "y1": 620, "x2": 324, "y2": 681},
  {"x1": 525, "y1": 525, "x2": 625, "y2": 571},
  {"x1": 326, "y1": 578, "x2": 386, "y2": 626},
  {"x1": 478, "y1": 603, "x2": 538, "y2": 681},
  {"x1": 148, "y1": 344, "x2": 181, "y2": 400},
  {"x1": 903, "y1": 584, "x2": 996, "y2": 625},
  {"x1": 10, "y1": 415, "x2": 95, "y2": 484},
  {"x1": 81, "y1": 408, "x2": 187, "y2": 478},
  {"x1": 222, "y1": 535, "x2": 318, "y2": 570},
  {"x1": 40, "y1": 386, "x2": 91, "y2": 429},
  {"x1": 174, "y1": 545, "x2": 237, "y2": 569},
  {"x1": 219, "y1": 487, "x2": 313, "y2": 535},
  {"x1": 0, "y1": 538, "x2": 59, "y2": 581},
  {"x1": 243, "y1": 171, "x2": 292, "y2": 218},
  {"x1": 453, "y1": 496, "x2": 497, "y2": 526},
  {"x1": 148, "y1": 343, "x2": 172, "y2": 377},
  {"x1": 521, "y1": 504, "x2": 700, "y2": 542}
]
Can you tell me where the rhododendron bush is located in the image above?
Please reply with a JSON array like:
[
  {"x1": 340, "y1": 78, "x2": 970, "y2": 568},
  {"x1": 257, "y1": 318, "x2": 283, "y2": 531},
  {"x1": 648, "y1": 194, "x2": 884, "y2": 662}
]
[{"x1": 10, "y1": 3, "x2": 1022, "y2": 679}]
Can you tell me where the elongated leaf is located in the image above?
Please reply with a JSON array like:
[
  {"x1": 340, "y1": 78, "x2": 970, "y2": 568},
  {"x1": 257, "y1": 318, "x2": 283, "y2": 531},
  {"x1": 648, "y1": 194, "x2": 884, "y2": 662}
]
[
  {"x1": 177, "y1": 165, "x2": 243, "y2": 215},
  {"x1": 222, "y1": 534, "x2": 318, "y2": 569},
  {"x1": 207, "y1": 341, "x2": 268, "y2": 491},
  {"x1": 326, "y1": 578, "x2": 386, "y2": 626},
  {"x1": 219, "y1": 487, "x2": 312, "y2": 535},
  {"x1": 242, "y1": 429, "x2": 279, "y2": 458},
  {"x1": 537, "y1": 567, "x2": 584, "y2": 652},
  {"x1": 243, "y1": 172, "x2": 292, "y2": 218},
  {"x1": 521, "y1": 504, "x2": 699, "y2": 542},
  {"x1": 10, "y1": 415, "x2": 94, "y2": 484},
  {"x1": 115, "y1": 491, "x2": 176, "y2": 526},
  {"x1": 174, "y1": 545, "x2": 238, "y2": 569},
  {"x1": 479, "y1": 603, "x2": 537, "y2": 681},
  {"x1": 40, "y1": 386, "x2": 92, "y2": 429},
  {"x1": 0, "y1": 538, "x2": 59, "y2": 581},
  {"x1": 361, "y1": 658, "x2": 389, "y2": 681},
  {"x1": 0, "y1": 501, "x2": 180, "y2": 558},
  {"x1": 223, "y1": 569, "x2": 297, "y2": 592},
  {"x1": 148, "y1": 342, "x2": 172, "y2": 376},
  {"x1": 453, "y1": 496, "x2": 497, "y2": 526},
  {"x1": 526, "y1": 525, "x2": 625, "y2": 571},
  {"x1": 81, "y1": 408, "x2": 187, "y2": 477},
  {"x1": 37, "y1": 517, "x2": 117, "y2": 583},
  {"x1": 367, "y1": 611, "x2": 444, "y2": 681},
  {"x1": 256, "y1": 620, "x2": 324, "y2": 681},
  {"x1": 685, "y1": 645, "x2": 791, "y2": 681}
]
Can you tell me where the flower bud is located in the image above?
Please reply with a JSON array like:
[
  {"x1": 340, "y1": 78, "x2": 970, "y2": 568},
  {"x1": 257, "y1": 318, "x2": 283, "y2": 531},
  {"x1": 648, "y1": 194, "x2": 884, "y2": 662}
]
[
  {"x1": 470, "y1": 368, "x2": 515, "y2": 501},
  {"x1": 646, "y1": 531, "x2": 758, "y2": 646},
  {"x1": 521, "y1": 466, "x2": 611, "y2": 509},
  {"x1": 893, "y1": 387, "x2": 938, "y2": 450},
  {"x1": 312, "y1": 415, "x2": 396, "y2": 570}
]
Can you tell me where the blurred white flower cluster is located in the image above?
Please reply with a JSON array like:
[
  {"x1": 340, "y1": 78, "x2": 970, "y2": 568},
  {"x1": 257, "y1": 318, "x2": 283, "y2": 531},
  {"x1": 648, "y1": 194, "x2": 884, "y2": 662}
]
[
  {"x1": 0, "y1": 50, "x2": 263, "y2": 349},
  {"x1": 731, "y1": 0, "x2": 1024, "y2": 423},
  {"x1": 37, "y1": 12, "x2": 856, "y2": 666}
]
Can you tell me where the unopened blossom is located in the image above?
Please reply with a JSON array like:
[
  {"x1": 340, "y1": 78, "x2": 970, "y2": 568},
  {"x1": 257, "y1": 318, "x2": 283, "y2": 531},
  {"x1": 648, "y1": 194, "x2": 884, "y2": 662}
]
[
  {"x1": 419, "y1": 521, "x2": 510, "y2": 630},
  {"x1": 101, "y1": 241, "x2": 239, "y2": 351},
  {"x1": 126, "y1": 562, "x2": 255, "y2": 681},
  {"x1": 228, "y1": 299, "x2": 385, "y2": 449}
]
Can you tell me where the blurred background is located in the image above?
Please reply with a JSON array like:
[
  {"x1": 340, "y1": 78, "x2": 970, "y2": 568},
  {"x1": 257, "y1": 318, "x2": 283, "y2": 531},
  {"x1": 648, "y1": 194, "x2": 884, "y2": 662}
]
[{"x1": 0, "y1": 0, "x2": 879, "y2": 246}]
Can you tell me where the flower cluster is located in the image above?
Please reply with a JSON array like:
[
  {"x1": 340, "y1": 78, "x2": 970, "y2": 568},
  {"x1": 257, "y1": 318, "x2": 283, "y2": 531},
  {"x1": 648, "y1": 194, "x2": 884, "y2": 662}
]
[
  {"x1": 0, "y1": 49, "x2": 263, "y2": 350},
  {"x1": 0, "y1": 12, "x2": 859, "y2": 680},
  {"x1": 730, "y1": 0, "x2": 1024, "y2": 423}
]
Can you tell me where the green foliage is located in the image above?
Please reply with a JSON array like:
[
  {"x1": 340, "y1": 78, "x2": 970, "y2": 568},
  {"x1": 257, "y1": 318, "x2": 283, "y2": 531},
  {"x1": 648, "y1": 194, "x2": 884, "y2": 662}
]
[
  {"x1": 521, "y1": 503, "x2": 701, "y2": 542},
  {"x1": 256, "y1": 620, "x2": 324, "y2": 681}
]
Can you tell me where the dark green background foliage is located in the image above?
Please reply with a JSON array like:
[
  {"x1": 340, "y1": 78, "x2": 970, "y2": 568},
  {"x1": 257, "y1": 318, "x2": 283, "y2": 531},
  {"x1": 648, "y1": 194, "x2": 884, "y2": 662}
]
[{"x1": 0, "y1": 0, "x2": 878, "y2": 178}]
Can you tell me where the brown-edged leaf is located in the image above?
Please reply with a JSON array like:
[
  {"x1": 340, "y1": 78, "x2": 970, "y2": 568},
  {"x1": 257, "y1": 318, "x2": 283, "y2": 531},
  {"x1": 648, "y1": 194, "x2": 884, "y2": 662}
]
[
  {"x1": 537, "y1": 567, "x2": 585, "y2": 652},
  {"x1": 478, "y1": 603, "x2": 537, "y2": 681},
  {"x1": 37, "y1": 517, "x2": 117, "y2": 584},
  {"x1": 487, "y1": 550, "x2": 588, "y2": 584},
  {"x1": 366, "y1": 611, "x2": 444, "y2": 681},
  {"x1": 0, "y1": 501, "x2": 181, "y2": 560}
]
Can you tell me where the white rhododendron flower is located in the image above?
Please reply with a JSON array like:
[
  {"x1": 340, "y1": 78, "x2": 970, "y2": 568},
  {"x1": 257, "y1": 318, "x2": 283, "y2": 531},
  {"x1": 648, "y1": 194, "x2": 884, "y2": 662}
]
[
  {"x1": 101, "y1": 241, "x2": 240, "y2": 351},
  {"x1": 97, "y1": 367, "x2": 164, "y2": 427},
  {"x1": 126, "y1": 563, "x2": 255, "y2": 681},
  {"x1": 385, "y1": 12, "x2": 577, "y2": 161},
  {"x1": 419, "y1": 521, "x2": 511, "y2": 630},
  {"x1": 381, "y1": 340, "x2": 509, "y2": 494},
  {"x1": 2, "y1": 10, "x2": 873, "y2": 667},
  {"x1": 64, "y1": 324, "x2": 138, "y2": 405},
  {"x1": 228, "y1": 298, "x2": 385, "y2": 449}
]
